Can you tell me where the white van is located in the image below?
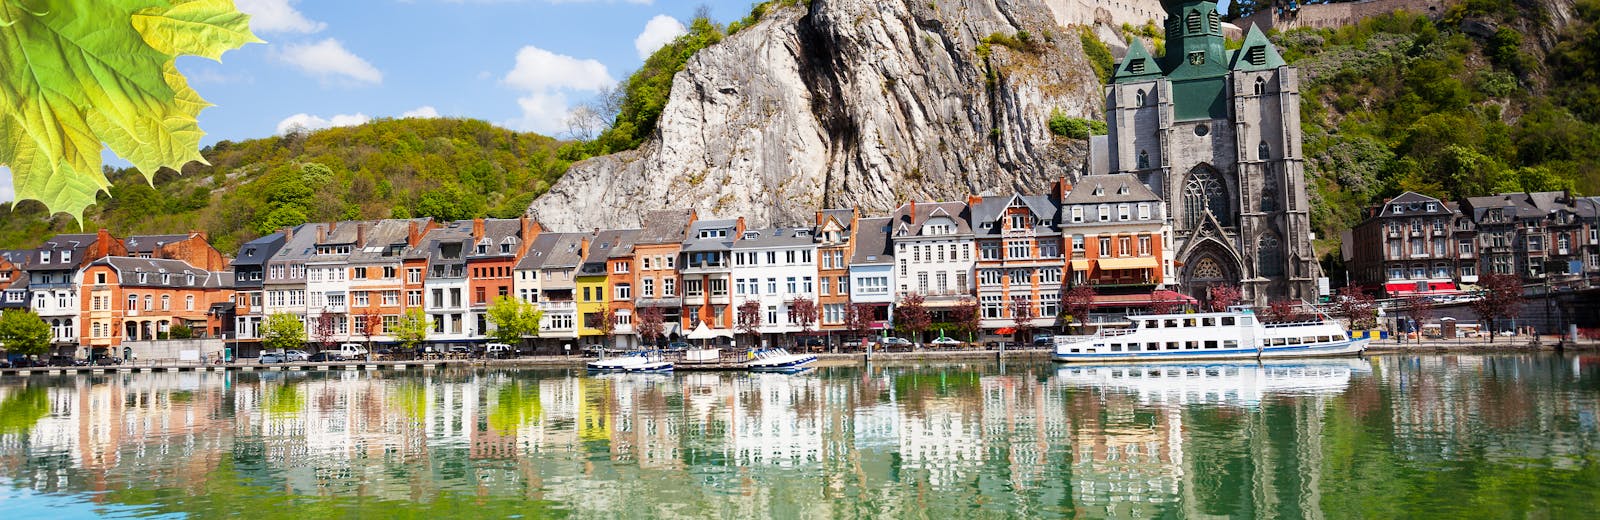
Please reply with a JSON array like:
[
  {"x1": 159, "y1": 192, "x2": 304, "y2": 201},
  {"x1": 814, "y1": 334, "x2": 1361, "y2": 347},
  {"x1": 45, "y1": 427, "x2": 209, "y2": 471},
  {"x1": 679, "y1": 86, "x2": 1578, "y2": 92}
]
[
  {"x1": 485, "y1": 343, "x2": 512, "y2": 358},
  {"x1": 338, "y1": 343, "x2": 369, "y2": 359}
]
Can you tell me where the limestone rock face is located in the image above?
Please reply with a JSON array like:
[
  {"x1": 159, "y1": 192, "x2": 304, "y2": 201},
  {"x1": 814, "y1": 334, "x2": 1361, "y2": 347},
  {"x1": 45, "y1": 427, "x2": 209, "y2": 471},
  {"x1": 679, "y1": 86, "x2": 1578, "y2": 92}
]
[{"x1": 527, "y1": 0, "x2": 1103, "y2": 230}]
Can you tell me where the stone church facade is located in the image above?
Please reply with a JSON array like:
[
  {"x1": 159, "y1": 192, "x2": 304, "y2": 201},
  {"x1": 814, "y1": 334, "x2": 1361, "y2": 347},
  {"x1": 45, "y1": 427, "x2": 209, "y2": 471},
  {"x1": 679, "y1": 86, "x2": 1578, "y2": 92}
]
[{"x1": 1088, "y1": 0, "x2": 1318, "y2": 306}]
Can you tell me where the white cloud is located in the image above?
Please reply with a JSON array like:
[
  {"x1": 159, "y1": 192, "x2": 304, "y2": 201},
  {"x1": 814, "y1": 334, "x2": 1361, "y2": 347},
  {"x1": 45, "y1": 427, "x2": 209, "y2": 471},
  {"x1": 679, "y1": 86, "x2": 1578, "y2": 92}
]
[
  {"x1": 401, "y1": 106, "x2": 441, "y2": 118},
  {"x1": 236, "y1": 0, "x2": 325, "y2": 33},
  {"x1": 0, "y1": 166, "x2": 13, "y2": 203},
  {"x1": 276, "y1": 112, "x2": 371, "y2": 135},
  {"x1": 634, "y1": 14, "x2": 686, "y2": 60},
  {"x1": 276, "y1": 38, "x2": 383, "y2": 85},
  {"x1": 501, "y1": 45, "x2": 614, "y2": 134}
]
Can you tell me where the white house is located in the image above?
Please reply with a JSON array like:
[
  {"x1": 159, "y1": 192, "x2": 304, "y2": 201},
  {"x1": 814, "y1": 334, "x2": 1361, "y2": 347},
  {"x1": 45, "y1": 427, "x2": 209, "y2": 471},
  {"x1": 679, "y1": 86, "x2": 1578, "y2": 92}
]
[
  {"x1": 848, "y1": 217, "x2": 896, "y2": 330},
  {"x1": 731, "y1": 227, "x2": 819, "y2": 346}
]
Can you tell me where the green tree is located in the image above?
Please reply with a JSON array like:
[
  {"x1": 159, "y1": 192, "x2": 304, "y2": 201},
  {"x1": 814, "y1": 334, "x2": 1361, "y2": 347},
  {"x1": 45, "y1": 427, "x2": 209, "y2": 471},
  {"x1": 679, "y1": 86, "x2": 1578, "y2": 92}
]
[
  {"x1": 393, "y1": 308, "x2": 432, "y2": 353},
  {"x1": 0, "y1": 309, "x2": 50, "y2": 358},
  {"x1": 261, "y1": 313, "x2": 305, "y2": 352},
  {"x1": 167, "y1": 322, "x2": 194, "y2": 340},
  {"x1": 485, "y1": 296, "x2": 542, "y2": 346}
]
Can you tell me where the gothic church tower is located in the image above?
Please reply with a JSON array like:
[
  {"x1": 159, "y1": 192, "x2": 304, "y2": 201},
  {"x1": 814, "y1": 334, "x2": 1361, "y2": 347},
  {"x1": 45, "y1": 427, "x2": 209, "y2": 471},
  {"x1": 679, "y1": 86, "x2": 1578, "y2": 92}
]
[{"x1": 1093, "y1": 0, "x2": 1317, "y2": 306}]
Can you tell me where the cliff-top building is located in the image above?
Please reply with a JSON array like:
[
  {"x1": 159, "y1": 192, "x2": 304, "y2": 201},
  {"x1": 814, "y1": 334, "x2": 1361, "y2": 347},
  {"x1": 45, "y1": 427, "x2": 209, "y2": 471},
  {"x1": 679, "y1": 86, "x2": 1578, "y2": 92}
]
[{"x1": 1090, "y1": 0, "x2": 1317, "y2": 306}]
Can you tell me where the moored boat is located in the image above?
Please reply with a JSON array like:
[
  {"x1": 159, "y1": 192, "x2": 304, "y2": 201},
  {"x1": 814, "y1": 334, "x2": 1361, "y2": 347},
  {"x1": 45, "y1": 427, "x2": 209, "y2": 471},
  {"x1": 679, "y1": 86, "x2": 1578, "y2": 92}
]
[
  {"x1": 744, "y1": 348, "x2": 818, "y2": 372},
  {"x1": 1053, "y1": 308, "x2": 1367, "y2": 363},
  {"x1": 587, "y1": 350, "x2": 674, "y2": 373}
]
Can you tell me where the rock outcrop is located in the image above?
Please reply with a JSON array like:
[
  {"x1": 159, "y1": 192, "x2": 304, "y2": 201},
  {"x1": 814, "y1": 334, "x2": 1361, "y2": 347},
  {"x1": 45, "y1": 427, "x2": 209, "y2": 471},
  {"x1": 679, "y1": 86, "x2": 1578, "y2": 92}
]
[{"x1": 527, "y1": 0, "x2": 1105, "y2": 230}]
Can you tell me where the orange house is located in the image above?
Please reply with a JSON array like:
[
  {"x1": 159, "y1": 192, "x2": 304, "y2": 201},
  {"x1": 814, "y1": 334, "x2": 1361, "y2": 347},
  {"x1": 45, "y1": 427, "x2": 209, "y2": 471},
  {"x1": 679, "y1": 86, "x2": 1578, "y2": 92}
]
[
  {"x1": 345, "y1": 219, "x2": 437, "y2": 341},
  {"x1": 631, "y1": 209, "x2": 697, "y2": 342},
  {"x1": 80, "y1": 257, "x2": 233, "y2": 350},
  {"x1": 466, "y1": 217, "x2": 540, "y2": 335}
]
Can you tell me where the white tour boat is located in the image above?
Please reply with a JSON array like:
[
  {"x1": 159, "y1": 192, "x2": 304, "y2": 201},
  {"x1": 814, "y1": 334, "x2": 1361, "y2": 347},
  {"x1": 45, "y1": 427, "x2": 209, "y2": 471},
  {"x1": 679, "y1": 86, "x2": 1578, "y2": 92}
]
[
  {"x1": 744, "y1": 348, "x2": 818, "y2": 372},
  {"x1": 586, "y1": 350, "x2": 674, "y2": 373},
  {"x1": 1053, "y1": 308, "x2": 1367, "y2": 363}
]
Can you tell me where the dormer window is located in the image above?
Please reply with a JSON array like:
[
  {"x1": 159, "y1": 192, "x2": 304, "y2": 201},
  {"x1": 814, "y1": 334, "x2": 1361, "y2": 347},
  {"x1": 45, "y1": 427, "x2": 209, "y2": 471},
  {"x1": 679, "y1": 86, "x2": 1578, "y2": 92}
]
[
  {"x1": 500, "y1": 243, "x2": 512, "y2": 254},
  {"x1": 61, "y1": 251, "x2": 72, "y2": 263},
  {"x1": 139, "y1": 273, "x2": 148, "y2": 283},
  {"x1": 1393, "y1": 205, "x2": 1403, "y2": 214},
  {"x1": 187, "y1": 274, "x2": 195, "y2": 285},
  {"x1": 162, "y1": 274, "x2": 170, "y2": 284},
  {"x1": 40, "y1": 251, "x2": 51, "y2": 263},
  {"x1": 1093, "y1": 186, "x2": 1104, "y2": 196},
  {"x1": 1118, "y1": 184, "x2": 1129, "y2": 195}
]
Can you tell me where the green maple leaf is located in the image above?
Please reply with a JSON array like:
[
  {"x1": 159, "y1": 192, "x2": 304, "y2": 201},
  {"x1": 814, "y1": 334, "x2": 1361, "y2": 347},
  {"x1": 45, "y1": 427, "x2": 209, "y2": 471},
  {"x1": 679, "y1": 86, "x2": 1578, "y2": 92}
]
[{"x1": 0, "y1": 0, "x2": 260, "y2": 220}]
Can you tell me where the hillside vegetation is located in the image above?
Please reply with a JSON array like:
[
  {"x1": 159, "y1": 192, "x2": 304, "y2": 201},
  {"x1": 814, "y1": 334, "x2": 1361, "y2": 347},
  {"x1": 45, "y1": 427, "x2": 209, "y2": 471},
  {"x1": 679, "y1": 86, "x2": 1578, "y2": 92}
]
[
  {"x1": 0, "y1": 118, "x2": 569, "y2": 254},
  {"x1": 1285, "y1": 0, "x2": 1600, "y2": 255}
]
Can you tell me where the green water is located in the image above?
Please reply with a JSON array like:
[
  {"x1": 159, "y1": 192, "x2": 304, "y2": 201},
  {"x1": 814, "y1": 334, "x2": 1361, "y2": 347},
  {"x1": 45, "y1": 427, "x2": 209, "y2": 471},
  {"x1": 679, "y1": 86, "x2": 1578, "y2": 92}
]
[{"x1": 0, "y1": 355, "x2": 1596, "y2": 518}]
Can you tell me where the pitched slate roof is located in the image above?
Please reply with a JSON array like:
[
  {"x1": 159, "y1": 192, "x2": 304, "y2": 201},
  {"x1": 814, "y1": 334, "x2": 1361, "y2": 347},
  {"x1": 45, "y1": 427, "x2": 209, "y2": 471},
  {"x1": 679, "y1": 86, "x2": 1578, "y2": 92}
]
[
  {"x1": 969, "y1": 194, "x2": 1060, "y2": 237},
  {"x1": 24, "y1": 233, "x2": 100, "y2": 270},
  {"x1": 636, "y1": 209, "x2": 696, "y2": 245},
  {"x1": 95, "y1": 257, "x2": 230, "y2": 289},
  {"x1": 1062, "y1": 174, "x2": 1161, "y2": 204},
  {"x1": 850, "y1": 217, "x2": 894, "y2": 265},
  {"x1": 1374, "y1": 191, "x2": 1453, "y2": 218},
  {"x1": 348, "y1": 219, "x2": 430, "y2": 263},
  {"x1": 682, "y1": 219, "x2": 739, "y2": 253},
  {"x1": 581, "y1": 229, "x2": 640, "y2": 275},
  {"x1": 125, "y1": 234, "x2": 192, "y2": 254},
  {"x1": 733, "y1": 227, "x2": 815, "y2": 249},
  {"x1": 890, "y1": 201, "x2": 973, "y2": 238},
  {"x1": 231, "y1": 232, "x2": 286, "y2": 267},
  {"x1": 467, "y1": 218, "x2": 527, "y2": 260},
  {"x1": 516, "y1": 232, "x2": 569, "y2": 270}
]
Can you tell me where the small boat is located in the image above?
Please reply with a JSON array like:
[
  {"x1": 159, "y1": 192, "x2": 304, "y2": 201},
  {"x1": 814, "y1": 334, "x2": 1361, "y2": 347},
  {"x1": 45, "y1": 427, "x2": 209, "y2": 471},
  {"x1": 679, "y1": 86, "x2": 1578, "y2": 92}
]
[
  {"x1": 1053, "y1": 307, "x2": 1367, "y2": 363},
  {"x1": 744, "y1": 348, "x2": 818, "y2": 372},
  {"x1": 586, "y1": 350, "x2": 674, "y2": 373}
]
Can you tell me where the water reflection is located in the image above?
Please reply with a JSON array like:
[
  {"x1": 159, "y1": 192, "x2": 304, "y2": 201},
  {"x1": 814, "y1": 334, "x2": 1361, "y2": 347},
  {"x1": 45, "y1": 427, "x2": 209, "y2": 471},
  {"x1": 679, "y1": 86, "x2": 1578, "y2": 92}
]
[{"x1": 0, "y1": 355, "x2": 1595, "y2": 518}]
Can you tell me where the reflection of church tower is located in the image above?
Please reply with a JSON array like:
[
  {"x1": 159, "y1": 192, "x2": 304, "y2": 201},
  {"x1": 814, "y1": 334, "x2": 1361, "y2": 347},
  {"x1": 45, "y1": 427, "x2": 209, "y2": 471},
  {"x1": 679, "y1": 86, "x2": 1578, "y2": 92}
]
[{"x1": 1092, "y1": 0, "x2": 1317, "y2": 305}]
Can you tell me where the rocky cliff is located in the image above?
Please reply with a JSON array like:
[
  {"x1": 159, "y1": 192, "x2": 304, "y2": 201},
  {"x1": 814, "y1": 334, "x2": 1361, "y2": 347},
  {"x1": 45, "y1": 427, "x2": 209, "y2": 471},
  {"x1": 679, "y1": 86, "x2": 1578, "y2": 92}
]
[{"x1": 527, "y1": 0, "x2": 1105, "y2": 230}]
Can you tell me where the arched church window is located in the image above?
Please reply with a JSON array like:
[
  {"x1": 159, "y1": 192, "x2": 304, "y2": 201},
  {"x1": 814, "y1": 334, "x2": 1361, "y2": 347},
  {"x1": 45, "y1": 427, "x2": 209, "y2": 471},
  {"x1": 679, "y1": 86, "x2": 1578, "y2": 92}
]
[
  {"x1": 1134, "y1": 89, "x2": 1146, "y2": 106},
  {"x1": 1193, "y1": 257, "x2": 1223, "y2": 279},
  {"x1": 1254, "y1": 76, "x2": 1266, "y2": 96},
  {"x1": 1137, "y1": 150, "x2": 1150, "y2": 169},
  {"x1": 1186, "y1": 11, "x2": 1202, "y2": 34},
  {"x1": 1258, "y1": 233, "x2": 1283, "y2": 277},
  {"x1": 1261, "y1": 171, "x2": 1278, "y2": 212},
  {"x1": 1183, "y1": 168, "x2": 1229, "y2": 228},
  {"x1": 1258, "y1": 141, "x2": 1270, "y2": 160}
]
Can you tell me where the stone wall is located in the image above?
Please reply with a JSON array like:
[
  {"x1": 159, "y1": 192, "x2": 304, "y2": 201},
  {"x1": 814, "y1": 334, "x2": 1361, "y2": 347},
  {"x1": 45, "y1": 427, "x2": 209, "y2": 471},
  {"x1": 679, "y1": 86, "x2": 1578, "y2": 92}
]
[
  {"x1": 1043, "y1": 0, "x2": 1166, "y2": 28},
  {"x1": 1236, "y1": 0, "x2": 1459, "y2": 33}
]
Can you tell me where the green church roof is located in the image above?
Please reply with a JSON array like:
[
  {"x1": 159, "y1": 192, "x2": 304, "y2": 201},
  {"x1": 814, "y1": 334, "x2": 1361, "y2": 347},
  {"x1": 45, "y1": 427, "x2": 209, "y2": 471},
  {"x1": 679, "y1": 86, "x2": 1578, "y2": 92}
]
[
  {"x1": 1112, "y1": 39, "x2": 1162, "y2": 84},
  {"x1": 1229, "y1": 25, "x2": 1287, "y2": 71}
]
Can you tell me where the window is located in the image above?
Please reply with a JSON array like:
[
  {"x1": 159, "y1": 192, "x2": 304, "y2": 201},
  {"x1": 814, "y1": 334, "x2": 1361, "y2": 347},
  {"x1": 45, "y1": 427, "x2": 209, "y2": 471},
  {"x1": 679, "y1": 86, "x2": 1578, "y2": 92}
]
[
  {"x1": 642, "y1": 278, "x2": 655, "y2": 297},
  {"x1": 1118, "y1": 237, "x2": 1130, "y2": 256},
  {"x1": 1184, "y1": 167, "x2": 1228, "y2": 228},
  {"x1": 981, "y1": 295, "x2": 1003, "y2": 319},
  {"x1": 383, "y1": 266, "x2": 397, "y2": 279},
  {"x1": 1040, "y1": 240, "x2": 1060, "y2": 258},
  {"x1": 663, "y1": 278, "x2": 676, "y2": 296},
  {"x1": 1258, "y1": 141, "x2": 1270, "y2": 160},
  {"x1": 40, "y1": 251, "x2": 51, "y2": 263},
  {"x1": 1138, "y1": 236, "x2": 1152, "y2": 256},
  {"x1": 1258, "y1": 233, "x2": 1282, "y2": 277},
  {"x1": 185, "y1": 295, "x2": 194, "y2": 311},
  {"x1": 1137, "y1": 150, "x2": 1150, "y2": 169},
  {"x1": 1010, "y1": 214, "x2": 1028, "y2": 230},
  {"x1": 1134, "y1": 89, "x2": 1145, "y2": 106},
  {"x1": 1098, "y1": 204, "x2": 1110, "y2": 222},
  {"x1": 1137, "y1": 203, "x2": 1151, "y2": 220},
  {"x1": 1186, "y1": 10, "x2": 1202, "y2": 34},
  {"x1": 615, "y1": 284, "x2": 632, "y2": 300},
  {"x1": 1071, "y1": 206, "x2": 1084, "y2": 223},
  {"x1": 383, "y1": 291, "x2": 400, "y2": 306},
  {"x1": 1099, "y1": 237, "x2": 1111, "y2": 255},
  {"x1": 353, "y1": 267, "x2": 368, "y2": 279},
  {"x1": 1254, "y1": 76, "x2": 1266, "y2": 95},
  {"x1": 1118, "y1": 204, "x2": 1130, "y2": 221},
  {"x1": 127, "y1": 294, "x2": 138, "y2": 310},
  {"x1": 160, "y1": 295, "x2": 170, "y2": 310},
  {"x1": 1007, "y1": 242, "x2": 1030, "y2": 259},
  {"x1": 354, "y1": 291, "x2": 370, "y2": 307},
  {"x1": 980, "y1": 242, "x2": 1001, "y2": 260},
  {"x1": 980, "y1": 269, "x2": 1002, "y2": 285},
  {"x1": 1072, "y1": 235, "x2": 1085, "y2": 252}
]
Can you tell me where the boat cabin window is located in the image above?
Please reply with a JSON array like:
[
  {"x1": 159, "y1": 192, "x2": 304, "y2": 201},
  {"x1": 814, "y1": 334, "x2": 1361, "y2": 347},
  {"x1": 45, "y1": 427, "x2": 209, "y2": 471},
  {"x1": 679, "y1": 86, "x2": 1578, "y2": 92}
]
[
  {"x1": 1224, "y1": 340, "x2": 1238, "y2": 349},
  {"x1": 1202, "y1": 317, "x2": 1215, "y2": 327},
  {"x1": 1204, "y1": 340, "x2": 1218, "y2": 349},
  {"x1": 1147, "y1": 342, "x2": 1160, "y2": 351},
  {"x1": 1182, "y1": 318, "x2": 1197, "y2": 327},
  {"x1": 1336, "y1": 334, "x2": 1347, "y2": 341},
  {"x1": 1239, "y1": 317, "x2": 1252, "y2": 325},
  {"x1": 1110, "y1": 344, "x2": 1123, "y2": 352},
  {"x1": 1221, "y1": 317, "x2": 1236, "y2": 326},
  {"x1": 1288, "y1": 337, "x2": 1302, "y2": 345},
  {"x1": 1305, "y1": 336, "x2": 1319, "y2": 344},
  {"x1": 1318, "y1": 336, "x2": 1330, "y2": 343},
  {"x1": 1186, "y1": 341, "x2": 1199, "y2": 350},
  {"x1": 1269, "y1": 338, "x2": 1285, "y2": 346},
  {"x1": 1145, "y1": 319, "x2": 1160, "y2": 328},
  {"x1": 1164, "y1": 319, "x2": 1179, "y2": 328},
  {"x1": 1166, "y1": 341, "x2": 1180, "y2": 350}
]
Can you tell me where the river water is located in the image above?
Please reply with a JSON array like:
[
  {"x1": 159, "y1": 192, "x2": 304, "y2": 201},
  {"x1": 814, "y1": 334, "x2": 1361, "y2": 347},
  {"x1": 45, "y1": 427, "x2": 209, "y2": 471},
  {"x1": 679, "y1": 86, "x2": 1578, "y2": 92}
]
[{"x1": 0, "y1": 355, "x2": 1596, "y2": 518}]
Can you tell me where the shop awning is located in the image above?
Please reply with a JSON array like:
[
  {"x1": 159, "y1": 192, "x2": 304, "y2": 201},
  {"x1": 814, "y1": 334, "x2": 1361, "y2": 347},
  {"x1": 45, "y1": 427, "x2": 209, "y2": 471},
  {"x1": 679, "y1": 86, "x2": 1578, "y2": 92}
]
[
  {"x1": 994, "y1": 327, "x2": 1016, "y2": 335},
  {"x1": 1095, "y1": 257, "x2": 1158, "y2": 270},
  {"x1": 1069, "y1": 259, "x2": 1091, "y2": 271}
]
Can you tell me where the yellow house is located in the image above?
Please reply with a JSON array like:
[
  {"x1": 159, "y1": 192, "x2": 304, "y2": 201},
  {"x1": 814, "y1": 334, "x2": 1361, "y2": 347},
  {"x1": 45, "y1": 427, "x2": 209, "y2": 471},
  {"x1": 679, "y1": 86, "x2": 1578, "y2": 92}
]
[{"x1": 575, "y1": 229, "x2": 640, "y2": 347}]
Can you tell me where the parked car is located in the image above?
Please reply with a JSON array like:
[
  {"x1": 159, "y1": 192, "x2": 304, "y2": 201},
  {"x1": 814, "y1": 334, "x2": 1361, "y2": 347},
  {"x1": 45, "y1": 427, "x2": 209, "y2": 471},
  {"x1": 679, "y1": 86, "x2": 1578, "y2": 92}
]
[
  {"x1": 929, "y1": 337, "x2": 962, "y2": 347},
  {"x1": 1032, "y1": 334, "x2": 1054, "y2": 347},
  {"x1": 92, "y1": 356, "x2": 122, "y2": 366},
  {"x1": 665, "y1": 341, "x2": 693, "y2": 351},
  {"x1": 485, "y1": 343, "x2": 512, "y2": 358},
  {"x1": 284, "y1": 350, "x2": 310, "y2": 362},
  {"x1": 259, "y1": 352, "x2": 286, "y2": 364},
  {"x1": 795, "y1": 337, "x2": 827, "y2": 350},
  {"x1": 308, "y1": 351, "x2": 344, "y2": 362},
  {"x1": 337, "y1": 343, "x2": 368, "y2": 359},
  {"x1": 878, "y1": 337, "x2": 914, "y2": 350},
  {"x1": 447, "y1": 345, "x2": 471, "y2": 356}
]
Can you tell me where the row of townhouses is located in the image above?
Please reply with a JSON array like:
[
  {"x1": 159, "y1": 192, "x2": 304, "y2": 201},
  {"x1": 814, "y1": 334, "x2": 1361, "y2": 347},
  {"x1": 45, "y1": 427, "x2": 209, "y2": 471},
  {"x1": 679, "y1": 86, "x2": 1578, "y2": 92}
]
[
  {"x1": 1344, "y1": 190, "x2": 1600, "y2": 296},
  {"x1": 4, "y1": 187, "x2": 1595, "y2": 358}
]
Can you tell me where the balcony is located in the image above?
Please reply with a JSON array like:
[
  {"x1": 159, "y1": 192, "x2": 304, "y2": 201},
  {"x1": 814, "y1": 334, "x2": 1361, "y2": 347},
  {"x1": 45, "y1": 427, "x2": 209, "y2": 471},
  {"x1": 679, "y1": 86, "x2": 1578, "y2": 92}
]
[{"x1": 539, "y1": 301, "x2": 576, "y2": 312}]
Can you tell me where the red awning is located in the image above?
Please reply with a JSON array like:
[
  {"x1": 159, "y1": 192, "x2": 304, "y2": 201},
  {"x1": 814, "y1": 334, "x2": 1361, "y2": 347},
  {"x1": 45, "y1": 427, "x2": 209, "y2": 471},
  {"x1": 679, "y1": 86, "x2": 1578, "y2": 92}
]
[{"x1": 994, "y1": 327, "x2": 1016, "y2": 334}]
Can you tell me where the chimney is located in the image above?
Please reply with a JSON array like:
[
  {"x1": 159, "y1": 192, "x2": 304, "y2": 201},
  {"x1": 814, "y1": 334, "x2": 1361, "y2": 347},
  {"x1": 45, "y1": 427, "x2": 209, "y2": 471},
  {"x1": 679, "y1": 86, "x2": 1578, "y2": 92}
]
[
  {"x1": 317, "y1": 223, "x2": 329, "y2": 244},
  {"x1": 282, "y1": 226, "x2": 294, "y2": 241},
  {"x1": 96, "y1": 228, "x2": 113, "y2": 256},
  {"x1": 909, "y1": 200, "x2": 917, "y2": 222},
  {"x1": 356, "y1": 222, "x2": 368, "y2": 246},
  {"x1": 408, "y1": 221, "x2": 422, "y2": 247},
  {"x1": 1053, "y1": 177, "x2": 1072, "y2": 200},
  {"x1": 966, "y1": 195, "x2": 982, "y2": 208},
  {"x1": 472, "y1": 218, "x2": 486, "y2": 241}
]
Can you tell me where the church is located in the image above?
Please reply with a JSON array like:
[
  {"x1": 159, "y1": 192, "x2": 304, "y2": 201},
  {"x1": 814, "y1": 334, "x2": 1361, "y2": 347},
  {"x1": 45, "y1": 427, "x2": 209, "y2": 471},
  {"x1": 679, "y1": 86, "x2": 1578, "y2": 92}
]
[{"x1": 1088, "y1": 0, "x2": 1319, "y2": 306}]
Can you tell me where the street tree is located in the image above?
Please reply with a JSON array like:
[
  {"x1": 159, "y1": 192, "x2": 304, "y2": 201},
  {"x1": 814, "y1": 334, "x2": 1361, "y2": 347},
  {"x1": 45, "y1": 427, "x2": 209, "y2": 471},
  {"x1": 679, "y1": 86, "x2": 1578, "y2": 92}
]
[
  {"x1": 788, "y1": 298, "x2": 818, "y2": 347},
  {"x1": 844, "y1": 303, "x2": 875, "y2": 349},
  {"x1": 1207, "y1": 284, "x2": 1243, "y2": 312},
  {"x1": 636, "y1": 306, "x2": 666, "y2": 348},
  {"x1": 951, "y1": 298, "x2": 980, "y2": 343},
  {"x1": 0, "y1": 310, "x2": 51, "y2": 358},
  {"x1": 1471, "y1": 273, "x2": 1525, "y2": 343},
  {"x1": 358, "y1": 308, "x2": 382, "y2": 360},
  {"x1": 486, "y1": 296, "x2": 543, "y2": 348},
  {"x1": 597, "y1": 309, "x2": 619, "y2": 349},
  {"x1": 393, "y1": 309, "x2": 432, "y2": 355},
  {"x1": 736, "y1": 300, "x2": 762, "y2": 345},
  {"x1": 261, "y1": 313, "x2": 306, "y2": 353},
  {"x1": 312, "y1": 313, "x2": 338, "y2": 351},
  {"x1": 896, "y1": 293, "x2": 931, "y2": 345},
  {"x1": 1063, "y1": 285, "x2": 1097, "y2": 334},
  {"x1": 1334, "y1": 286, "x2": 1379, "y2": 330},
  {"x1": 1401, "y1": 293, "x2": 1435, "y2": 343}
]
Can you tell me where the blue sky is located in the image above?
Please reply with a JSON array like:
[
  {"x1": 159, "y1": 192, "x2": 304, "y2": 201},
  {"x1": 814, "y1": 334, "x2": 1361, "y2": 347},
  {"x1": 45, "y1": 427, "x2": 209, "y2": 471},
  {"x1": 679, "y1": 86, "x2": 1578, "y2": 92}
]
[{"x1": 0, "y1": 0, "x2": 756, "y2": 202}]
